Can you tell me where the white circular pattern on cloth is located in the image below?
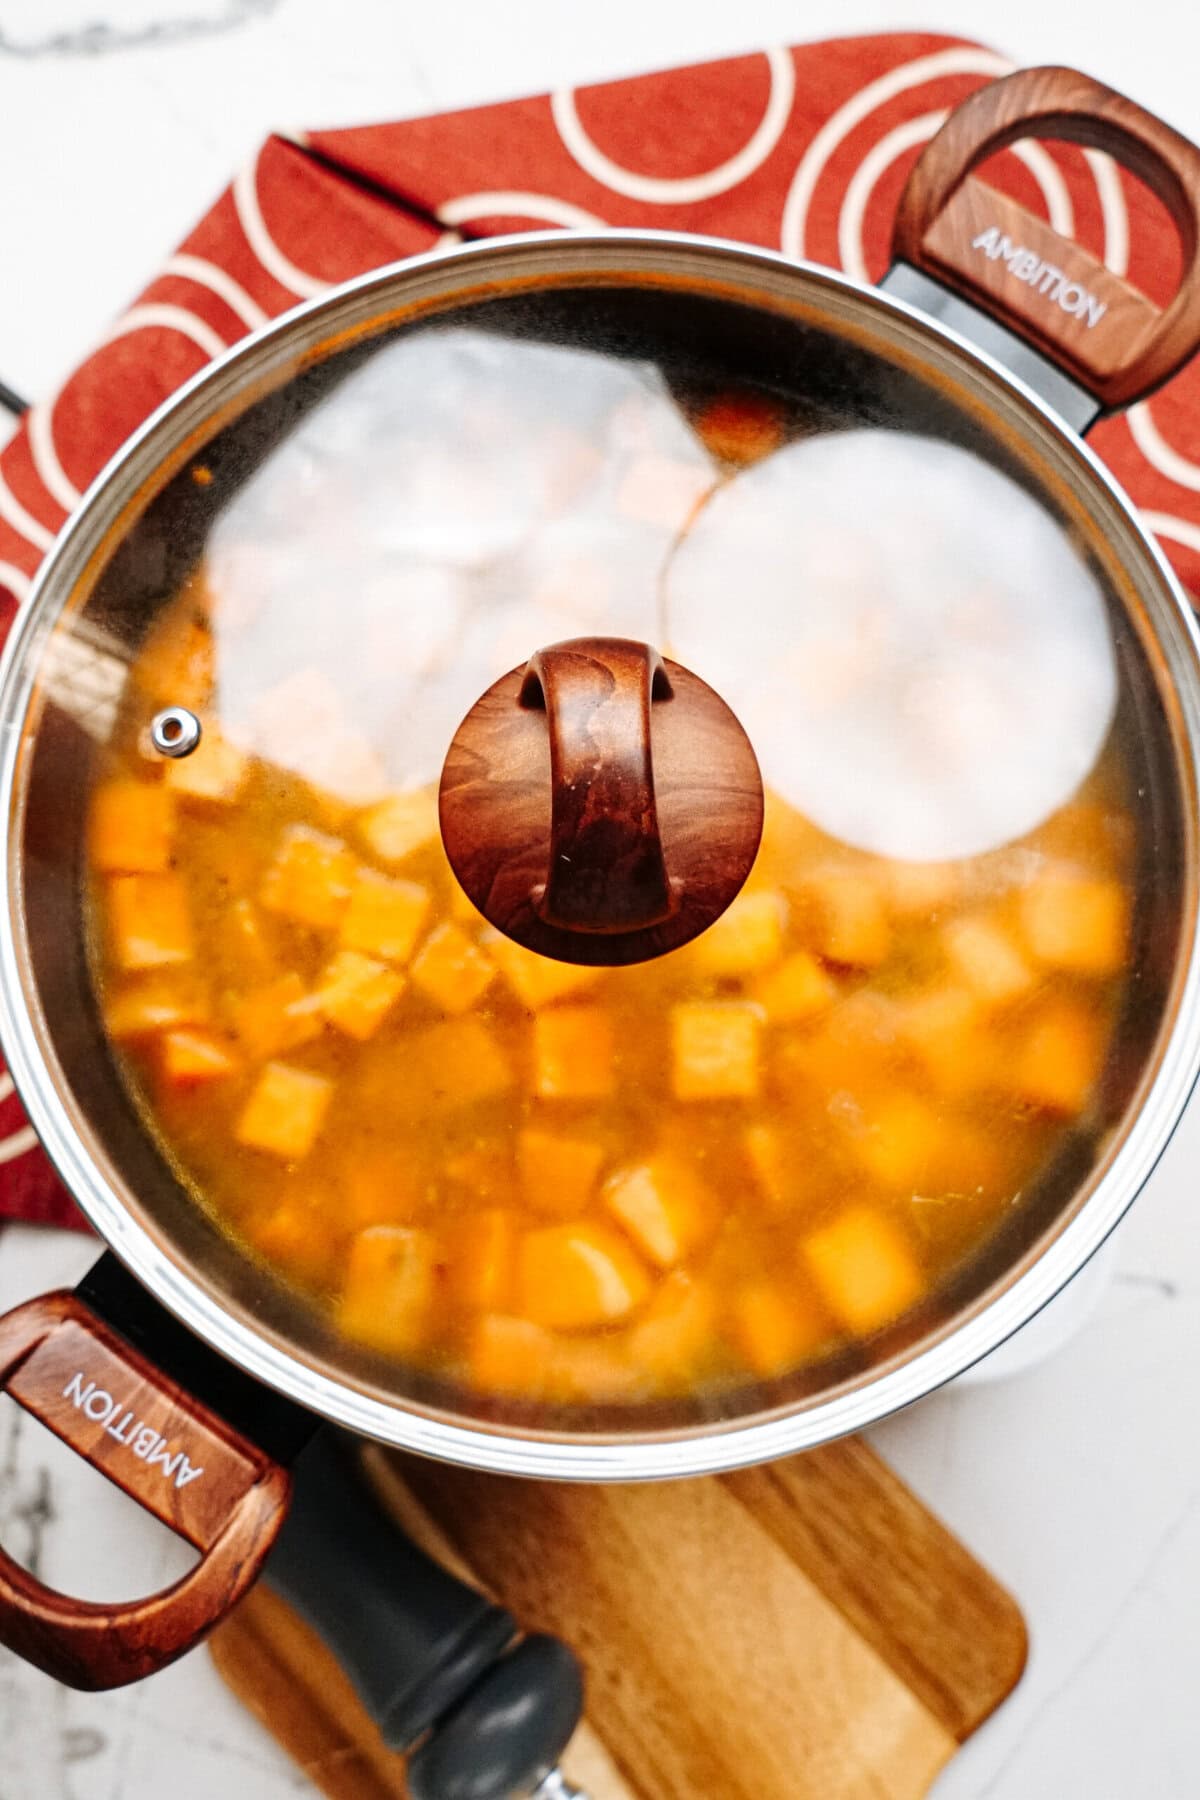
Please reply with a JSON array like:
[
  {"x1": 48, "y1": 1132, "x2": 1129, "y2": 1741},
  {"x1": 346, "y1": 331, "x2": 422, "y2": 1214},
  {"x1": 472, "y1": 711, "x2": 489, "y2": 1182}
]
[
  {"x1": 437, "y1": 191, "x2": 607, "y2": 230},
  {"x1": 26, "y1": 402, "x2": 80, "y2": 513},
  {"x1": 0, "y1": 465, "x2": 54, "y2": 554},
  {"x1": 1129, "y1": 403, "x2": 1200, "y2": 493},
  {"x1": 162, "y1": 253, "x2": 271, "y2": 330},
  {"x1": 1141, "y1": 509, "x2": 1200, "y2": 555},
  {"x1": 551, "y1": 45, "x2": 795, "y2": 205},
  {"x1": 232, "y1": 153, "x2": 333, "y2": 300},
  {"x1": 664, "y1": 430, "x2": 1117, "y2": 862},
  {"x1": 0, "y1": 1073, "x2": 36, "y2": 1164},
  {"x1": 1083, "y1": 147, "x2": 1130, "y2": 276},
  {"x1": 780, "y1": 45, "x2": 1013, "y2": 260},
  {"x1": 0, "y1": 562, "x2": 32, "y2": 605},
  {"x1": 103, "y1": 304, "x2": 229, "y2": 362}
]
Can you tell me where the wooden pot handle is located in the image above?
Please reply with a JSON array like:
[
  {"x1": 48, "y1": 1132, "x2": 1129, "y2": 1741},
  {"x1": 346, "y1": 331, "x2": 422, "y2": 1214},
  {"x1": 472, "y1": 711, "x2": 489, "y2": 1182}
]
[
  {"x1": 520, "y1": 638, "x2": 677, "y2": 935},
  {"x1": 892, "y1": 65, "x2": 1200, "y2": 410},
  {"x1": 0, "y1": 1290, "x2": 290, "y2": 1691}
]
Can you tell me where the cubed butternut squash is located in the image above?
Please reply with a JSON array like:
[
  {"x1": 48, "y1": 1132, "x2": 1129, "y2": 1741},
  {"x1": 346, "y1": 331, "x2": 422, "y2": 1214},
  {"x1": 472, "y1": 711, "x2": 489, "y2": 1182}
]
[
  {"x1": 446, "y1": 1209, "x2": 516, "y2": 1312},
  {"x1": 485, "y1": 931, "x2": 602, "y2": 1009},
  {"x1": 743, "y1": 1124, "x2": 792, "y2": 1213},
  {"x1": 517, "y1": 1130, "x2": 606, "y2": 1217},
  {"x1": 671, "y1": 1002, "x2": 760, "y2": 1100},
  {"x1": 163, "y1": 727, "x2": 248, "y2": 806},
  {"x1": 857, "y1": 1095, "x2": 942, "y2": 1189},
  {"x1": 235, "y1": 1062, "x2": 332, "y2": 1160},
  {"x1": 218, "y1": 898, "x2": 277, "y2": 985},
  {"x1": 543, "y1": 1339, "x2": 643, "y2": 1403},
  {"x1": 344, "y1": 1151, "x2": 430, "y2": 1230},
  {"x1": 693, "y1": 391, "x2": 786, "y2": 465},
  {"x1": 533, "y1": 1008, "x2": 615, "y2": 1100},
  {"x1": 804, "y1": 1207, "x2": 922, "y2": 1334},
  {"x1": 894, "y1": 983, "x2": 993, "y2": 1098},
  {"x1": 751, "y1": 950, "x2": 836, "y2": 1024},
  {"x1": 338, "y1": 1226, "x2": 438, "y2": 1355},
  {"x1": 228, "y1": 972, "x2": 321, "y2": 1060},
  {"x1": 1018, "y1": 872, "x2": 1129, "y2": 975},
  {"x1": 728, "y1": 1281, "x2": 828, "y2": 1377},
  {"x1": 943, "y1": 914, "x2": 1034, "y2": 1006},
  {"x1": 883, "y1": 859, "x2": 962, "y2": 920},
  {"x1": 1013, "y1": 1000, "x2": 1105, "y2": 1116},
  {"x1": 356, "y1": 788, "x2": 440, "y2": 866},
  {"x1": 316, "y1": 950, "x2": 405, "y2": 1040},
  {"x1": 260, "y1": 826, "x2": 356, "y2": 931},
  {"x1": 340, "y1": 870, "x2": 430, "y2": 964},
  {"x1": 518, "y1": 1222, "x2": 651, "y2": 1329},
  {"x1": 628, "y1": 1273, "x2": 716, "y2": 1383},
  {"x1": 133, "y1": 607, "x2": 213, "y2": 708},
  {"x1": 89, "y1": 779, "x2": 174, "y2": 874},
  {"x1": 410, "y1": 923, "x2": 496, "y2": 1014},
  {"x1": 798, "y1": 869, "x2": 891, "y2": 968},
  {"x1": 604, "y1": 1155, "x2": 714, "y2": 1268},
  {"x1": 160, "y1": 1028, "x2": 237, "y2": 1085},
  {"x1": 468, "y1": 1315, "x2": 552, "y2": 1396},
  {"x1": 692, "y1": 891, "x2": 786, "y2": 977},
  {"x1": 107, "y1": 874, "x2": 193, "y2": 971},
  {"x1": 245, "y1": 1196, "x2": 338, "y2": 1289},
  {"x1": 104, "y1": 974, "x2": 209, "y2": 1041},
  {"x1": 412, "y1": 1019, "x2": 515, "y2": 1108}
]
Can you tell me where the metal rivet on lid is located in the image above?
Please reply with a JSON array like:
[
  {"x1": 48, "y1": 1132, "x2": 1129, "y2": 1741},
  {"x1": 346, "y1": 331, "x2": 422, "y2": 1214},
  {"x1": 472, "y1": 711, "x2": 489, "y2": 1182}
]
[{"x1": 150, "y1": 707, "x2": 202, "y2": 758}]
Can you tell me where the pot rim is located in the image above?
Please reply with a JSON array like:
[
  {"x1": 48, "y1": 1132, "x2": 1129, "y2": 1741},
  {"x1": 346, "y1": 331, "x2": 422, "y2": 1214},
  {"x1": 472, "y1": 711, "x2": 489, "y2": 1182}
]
[{"x1": 3, "y1": 227, "x2": 1200, "y2": 1480}]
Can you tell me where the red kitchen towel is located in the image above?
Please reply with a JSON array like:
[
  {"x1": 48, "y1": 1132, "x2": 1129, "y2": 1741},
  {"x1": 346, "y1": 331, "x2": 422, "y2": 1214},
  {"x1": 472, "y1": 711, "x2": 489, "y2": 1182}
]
[{"x1": 2, "y1": 30, "x2": 1198, "y2": 1231}]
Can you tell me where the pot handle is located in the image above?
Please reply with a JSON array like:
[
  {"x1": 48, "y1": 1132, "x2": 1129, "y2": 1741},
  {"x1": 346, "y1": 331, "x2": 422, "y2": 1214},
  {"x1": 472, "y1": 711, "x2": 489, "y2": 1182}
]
[
  {"x1": 892, "y1": 65, "x2": 1200, "y2": 411},
  {"x1": 0, "y1": 1289, "x2": 290, "y2": 1690}
]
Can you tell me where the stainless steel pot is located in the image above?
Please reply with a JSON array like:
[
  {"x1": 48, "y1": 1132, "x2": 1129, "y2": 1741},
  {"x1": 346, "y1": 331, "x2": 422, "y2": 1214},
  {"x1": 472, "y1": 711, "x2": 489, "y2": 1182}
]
[{"x1": 1, "y1": 64, "x2": 1199, "y2": 1690}]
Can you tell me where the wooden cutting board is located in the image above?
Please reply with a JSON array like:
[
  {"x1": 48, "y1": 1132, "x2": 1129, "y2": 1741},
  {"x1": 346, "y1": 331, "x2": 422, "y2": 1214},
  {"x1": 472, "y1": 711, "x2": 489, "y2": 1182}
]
[{"x1": 210, "y1": 1436, "x2": 1026, "y2": 1800}]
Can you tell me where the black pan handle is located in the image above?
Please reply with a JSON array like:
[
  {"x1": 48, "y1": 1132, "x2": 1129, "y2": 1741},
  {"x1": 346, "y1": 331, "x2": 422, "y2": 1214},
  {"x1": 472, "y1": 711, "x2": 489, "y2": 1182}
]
[{"x1": 270, "y1": 1432, "x2": 584, "y2": 1800}]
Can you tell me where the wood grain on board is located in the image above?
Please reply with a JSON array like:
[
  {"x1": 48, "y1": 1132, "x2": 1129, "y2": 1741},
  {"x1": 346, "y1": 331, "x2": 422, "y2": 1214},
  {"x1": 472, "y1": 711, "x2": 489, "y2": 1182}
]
[{"x1": 211, "y1": 1434, "x2": 1026, "y2": 1800}]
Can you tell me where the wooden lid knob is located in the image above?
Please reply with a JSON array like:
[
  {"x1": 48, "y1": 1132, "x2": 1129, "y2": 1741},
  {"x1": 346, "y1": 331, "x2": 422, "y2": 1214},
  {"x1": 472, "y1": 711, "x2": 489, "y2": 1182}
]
[{"x1": 439, "y1": 637, "x2": 763, "y2": 968}]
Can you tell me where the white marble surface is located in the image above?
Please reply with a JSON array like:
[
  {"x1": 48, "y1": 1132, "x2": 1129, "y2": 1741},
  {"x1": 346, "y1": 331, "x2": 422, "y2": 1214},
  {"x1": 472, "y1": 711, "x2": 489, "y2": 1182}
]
[{"x1": 2, "y1": 2, "x2": 1200, "y2": 1796}]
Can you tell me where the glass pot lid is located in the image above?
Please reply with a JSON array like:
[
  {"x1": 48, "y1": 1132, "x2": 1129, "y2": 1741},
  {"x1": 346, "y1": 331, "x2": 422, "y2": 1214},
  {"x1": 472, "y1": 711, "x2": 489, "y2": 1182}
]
[{"x1": 4, "y1": 236, "x2": 1197, "y2": 1460}]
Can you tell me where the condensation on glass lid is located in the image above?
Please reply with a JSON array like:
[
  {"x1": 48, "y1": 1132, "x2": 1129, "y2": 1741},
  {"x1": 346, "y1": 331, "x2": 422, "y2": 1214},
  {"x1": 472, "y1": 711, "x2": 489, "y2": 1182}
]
[
  {"x1": 205, "y1": 328, "x2": 716, "y2": 799},
  {"x1": 662, "y1": 430, "x2": 1118, "y2": 862}
]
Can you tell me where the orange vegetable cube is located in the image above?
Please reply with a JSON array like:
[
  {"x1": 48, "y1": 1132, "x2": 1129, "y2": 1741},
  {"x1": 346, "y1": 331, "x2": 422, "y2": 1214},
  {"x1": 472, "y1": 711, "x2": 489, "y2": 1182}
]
[
  {"x1": 805, "y1": 1207, "x2": 923, "y2": 1334},
  {"x1": 316, "y1": 950, "x2": 405, "y2": 1040},
  {"x1": 412, "y1": 1019, "x2": 515, "y2": 1108},
  {"x1": 798, "y1": 869, "x2": 891, "y2": 967},
  {"x1": 518, "y1": 1223, "x2": 651, "y2": 1329},
  {"x1": 338, "y1": 1226, "x2": 437, "y2": 1355},
  {"x1": 235, "y1": 1061, "x2": 332, "y2": 1161},
  {"x1": 356, "y1": 788, "x2": 440, "y2": 866},
  {"x1": 694, "y1": 391, "x2": 786, "y2": 465},
  {"x1": 604, "y1": 1155, "x2": 714, "y2": 1268},
  {"x1": 1014, "y1": 1000, "x2": 1105, "y2": 1115},
  {"x1": 446, "y1": 1209, "x2": 516, "y2": 1312},
  {"x1": 857, "y1": 1095, "x2": 942, "y2": 1189},
  {"x1": 340, "y1": 870, "x2": 430, "y2": 964},
  {"x1": 533, "y1": 1008, "x2": 615, "y2": 1100},
  {"x1": 160, "y1": 1028, "x2": 237, "y2": 1085},
  {"x1": 410, "y1": 923, "x2": 496, "y2": 1014},
  {"x1": 671, "y1": 1002, "x2": 760, "y2": 1100},
  {"x1": 260, "y1": 826, "x2": 356, "y2": 932},
  {"x1": 944, "y1": 914, "x2": 1034, "y2": 1006},
  {"x1": 104, "y1": 974, "x2": 209, "y2": 1041},
  {"x1": 743, "y1": 1125, "x2": 792, "y2": 1213},
  {"x1": 468, "y1": 1315, "x2": 553, "y2": 1396},
  {"x1": 628, "y1": 1273, "x2": 716, "y2": 1384},
  {"x1": 344, "y1": 1151, "x2": 431, "y2": 1230},
  {"x1": 883, "y1": 859, "x2": 962, "y2": 920},
  {"x1": 134, "y1": 607, "x2": 213, "y2": 708},
  {"x1": 484, "y1": 931, "x2": 602, "y2": 1009},
  {"x1": 218, "y1": 898, "x2": 276, "y2": 984},
  {"x1": 228, "y1": 972, "x2": 321, "y2": 1060},
  {"x1": 89, "y1": 779, "x2": 174, "y2": 874},
  {"x1": 693, "y1": 891, "x2": 786, "y2": 977},
  {"x1": 108, "y1": 874, "x2": 193, "y2": 971},
  {"x1": 1018, "y1": 872, "x2": 1128, "y2": 975},
  {"x1": 163, "y1": 727, "x2": 248, "y2": 806},
  {"x1": 751, "y1": 950, "x2": 836, "y2": 1024},
  {"x1": 895, "y1": 983, "x2": 998, "y2": 1099},
  {"x1": 728, "y1": 1281, "x2": 828, "y2": 1377},
  {"x1": 245, "y1": 1195, "x2": 338, "y2": 1290},
  {"x1": 543, "y1": 1339, "x2": 643, "y2": 1403},
  {"x1": 517, "y1": 1130, "x2": 606, "y2": 1217}
]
